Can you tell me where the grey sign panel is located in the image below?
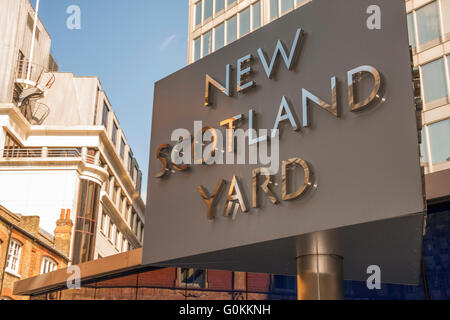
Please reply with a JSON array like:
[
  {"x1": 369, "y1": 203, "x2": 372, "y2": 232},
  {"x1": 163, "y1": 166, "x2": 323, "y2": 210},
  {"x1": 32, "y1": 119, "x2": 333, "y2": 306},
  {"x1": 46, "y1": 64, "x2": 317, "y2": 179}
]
[{"x1": 144, "y1": 0, "x2": 425, "y2": 284}]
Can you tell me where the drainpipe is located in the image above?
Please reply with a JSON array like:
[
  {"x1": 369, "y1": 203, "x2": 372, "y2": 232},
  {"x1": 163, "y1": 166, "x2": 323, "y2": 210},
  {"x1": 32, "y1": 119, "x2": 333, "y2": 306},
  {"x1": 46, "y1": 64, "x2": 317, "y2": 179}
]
[
  {"x1": 26, "y1": 0, "x2": 40, "y2": 83},
  {"x1": 0, "y1": 225, "x2": 13, "y2": 297}
]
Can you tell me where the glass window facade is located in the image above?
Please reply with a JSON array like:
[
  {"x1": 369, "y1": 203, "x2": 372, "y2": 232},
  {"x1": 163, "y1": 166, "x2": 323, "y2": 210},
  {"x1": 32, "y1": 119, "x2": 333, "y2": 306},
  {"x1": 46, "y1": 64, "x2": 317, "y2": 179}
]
[
  {"x1": 120, "y1": 138, "x2": 125, "y2": 159},
  {"x1": 101, "y1": 103, "x2": 109, "y2": 127},
  {"x1": 72, "y1": 180, "x2": 101, "y2": 265},
  {"x1": 204, "y1": 0, "x2": 213, "y2": 21},
  {"x1": 215, "y1": 0, "x2": 225, "y2": 13},
  {"x1": 226, "y1": 15, "x2": 237, "y2": 44},
  {"x1": 203, "y1": 30, "x2": 213, "y2": 57},
  {"x1": 421, "y1": 58, "x2": 448, "y2": 104},
  {"x1": 253, "y1": 1, "x2": 261, "y2": 30},
  {"x1": 420, "y1": 129, "x2": 428, "y2": 164},
  {"x1": 443, "y1": 0, "x2": 450, "y2": 39},
  {"x1": 428, "y1": 119, "x2": 450, "y2": 164},
  {"x1": 215, "y1": 23, "x2": 225, "y2": 50},
  {"x1": 195, "y1": 2, "x2": 202, "y2": 27},
  {"x1": 112, "y1": 122, "x2": 118, "y2": 146},
  {"x1": 227, "y1": 0, "x2": 236, "y2": 6},
  {"x1": 270, "y1": 0, "x2": 279, "y2": 20},
  {"x1": 239, "y1": 7, "x2": 251, "y2": 37},
  {"x1": 180, "y1": 268, "x2": 206, "y2": 287},
  {"x1": 407, "y1": 13, "x2": 416, "y2": 52},
  {"x1": 281, "y1": 0, "x2": 295, "y2": 14},
  {"x1": 194, "y1": 37, "x2": 201, "y2": 61},
  {"x1": 416, "y1": 1, "x2": 441, "y2": 48}
]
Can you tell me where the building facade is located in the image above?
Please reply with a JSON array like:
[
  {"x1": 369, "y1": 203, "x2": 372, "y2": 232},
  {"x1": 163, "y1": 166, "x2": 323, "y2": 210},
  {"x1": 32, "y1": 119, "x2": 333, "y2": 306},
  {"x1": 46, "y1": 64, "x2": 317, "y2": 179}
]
[
  {"x1": 0, "y1": 0, "x2": 145, "y2": 265},
  {"x1": 0, "y1": 205, "x2": 69, "y2": 300}
]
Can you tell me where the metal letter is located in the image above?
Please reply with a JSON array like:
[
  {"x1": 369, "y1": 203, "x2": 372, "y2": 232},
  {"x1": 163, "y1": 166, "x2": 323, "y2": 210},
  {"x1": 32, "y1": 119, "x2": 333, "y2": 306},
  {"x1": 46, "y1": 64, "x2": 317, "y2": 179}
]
[
  {"x1": 302, "y1": 76, "x2": 338, "y2": 127},
  {"x1": 220, "y1": 114, "x2": 244, "y2": 152},
  {"x1": 272, "y1": 96, "x2": 299, "y2": 138},
  {"x1": 257, "y1": 28, "x2": 304, "y2": 79},
  {"x1": 282, "y1": 158, "x2": 311, "y2": 201},
  {"x1": 347, "y1": 65, "x2": 381, "y2": 112},
  {"x1": 205, "y1": 64, "x2": 231, "y2": 106},
  {"x1": 154, "y1": 144, "x2": 170, "y2": 178},
  {"x1": 237, "y1": 54, "x2": 255, "y2": 93},
  {"x1": 223, "y1": 176, "x2": 249, "y2": 220},
  {"x1": 191, "y1": 126, "x2": 218, "y2": 164},
  {"x1": 249, "y1": 109, "x2": 268, "y2": 145},
  {"x1": 198, "y1": 179, "x2": 226, "y2": 220},
  {"x1": 252, "y1": 168, "x2": 279, "y2": 208}
]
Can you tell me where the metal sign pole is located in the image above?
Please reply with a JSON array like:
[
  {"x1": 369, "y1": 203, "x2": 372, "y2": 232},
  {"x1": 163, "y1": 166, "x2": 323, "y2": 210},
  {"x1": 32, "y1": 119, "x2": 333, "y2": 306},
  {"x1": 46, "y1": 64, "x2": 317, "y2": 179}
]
[
  {"x1": 26, "y1": 0, "x2": 40, "y2": 83},
  {"x1": 297, "y1": 254, "x2": 344, "y2": 300}
]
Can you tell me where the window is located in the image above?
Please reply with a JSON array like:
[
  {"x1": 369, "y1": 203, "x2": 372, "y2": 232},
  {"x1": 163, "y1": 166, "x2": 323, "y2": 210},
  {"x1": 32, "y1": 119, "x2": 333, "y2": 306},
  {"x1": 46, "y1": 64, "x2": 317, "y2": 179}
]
[
  {"x1": 128, "y1": 151, "x2": 134, "y2": 176},
  {"x1": 117, "y1": 232, "x2": 122, "y2": 251},
  {"x1": 122, "y1": 238, "x2": 128, "y2": 252},
  {"x1": 110, "y1": 224, "x2": 116, "y2": 244},
  {"x1": 17, "y1": 50, "x2": 25, "y2": 76},
  {"x1": 421, "y1": 58, "x2": 448, "y2": 105},
  {"x1": 6, "y1": 240, "x2": 22, "y2": 274},
  {"x1": 131, "y1": 211, "x2": 137, "y2": 231},
  {"x1": 72, "y1": 180, "x2": 101, "y2": 265},
  {"x1": 204, "y1": 0, "x2": 213, "y2": 21},
  {"x1": 416, "y1": 1, "x2": 441, "y2": 48},
  {"x1": 102, "y1": 103, "x2": 109, "y2": 127},
  {"x1": 215, "y1": 0, "x2": 225, "y2": 13},
  {"x1": 428, "y1": 119, "x2": 450, "y2": 165},
  {"x1": 270, "y1": 0, "x2": 279, "y2": 20},
  {"x1": 226, "y1": 15, "x2": 237, "y2": 44},
  {"x1": 252, "y1": 1, "x2": 261, "y2": 30},
  {"x1": 120, "y1": 138, "x2": 125, "y2": 159},
  {"x1": 420, "y1": 129, "x2": 428, "y2": 164},
  {"x1": 114, "y1": 228, "x2": 120, "y2": 247},
  {"x1": 100, "y1": 212, "x2": 107, "y2": 234},
  {"x1": 180, "y1": 268, "x2": 206, "y2": 287},
  {"x1": 136, "y1": 171, "x2": 142, "y2": 195},
  {"x1": 273, "y1": 275, "x2": 296, "y2": 291},
  {"x1": 112, "y1": 122, "x2": 118, "y2": 146},
  {"x1": 40, "y1": 257, "x2": 57, "y2": 274},
  {"x1": 195, "y1": 1, "x2": 202, "y2": 27},
  {"x1": 407, "y1": 13, "x2": 417, "y2": 53},
  {"x1": 227, "y1": 0, "x2": 236, "y2": 6},
  {"x1": 194, "y1": 37, "x2": 201, "y2": 62},
  {"x1": 281, "y1": 0, "x2": 294, "y2": 14},
  {"x1": 239, "y1": 7, "x2": 251, "y2": 37},
  {"x1": 443, "y1": 0, "x2": 450, "y2": 40},
  {"x1": 215, "y1": 23, "x2": 225, "y2": 51},
  {"x1": 140, "y1": 224, "x2": 144, "y2": 242},
  {"x1": 203, "y1": 30, "x2": 213, "y2": 58}
]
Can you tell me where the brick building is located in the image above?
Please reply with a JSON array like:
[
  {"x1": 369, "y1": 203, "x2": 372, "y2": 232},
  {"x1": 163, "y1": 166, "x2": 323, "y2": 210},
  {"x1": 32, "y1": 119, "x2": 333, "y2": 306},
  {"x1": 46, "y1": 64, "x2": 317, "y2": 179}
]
[{"x1": 0, "y1": 205, "x2": 71, "y2": 300}]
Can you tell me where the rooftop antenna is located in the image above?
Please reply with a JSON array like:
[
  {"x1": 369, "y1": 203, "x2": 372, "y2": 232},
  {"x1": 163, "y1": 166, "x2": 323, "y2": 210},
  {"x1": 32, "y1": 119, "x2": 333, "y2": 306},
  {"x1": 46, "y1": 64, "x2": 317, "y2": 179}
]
[{"x1": 26, "y1": 0, "x2": 40, "y2": 83}]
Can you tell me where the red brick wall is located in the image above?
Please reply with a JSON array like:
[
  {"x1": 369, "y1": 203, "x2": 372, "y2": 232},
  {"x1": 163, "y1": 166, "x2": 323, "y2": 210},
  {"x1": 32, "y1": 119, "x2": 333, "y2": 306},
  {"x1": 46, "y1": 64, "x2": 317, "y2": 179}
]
[
  {"x1": 247, "y1": 273, "x2": 271, "y2": 292},
  {"x1": 138, "y1": 268, "x2": 176, "y2": 287},
  {"x1": 207, "y1": 270, "x2": 233, "y2": 291}
]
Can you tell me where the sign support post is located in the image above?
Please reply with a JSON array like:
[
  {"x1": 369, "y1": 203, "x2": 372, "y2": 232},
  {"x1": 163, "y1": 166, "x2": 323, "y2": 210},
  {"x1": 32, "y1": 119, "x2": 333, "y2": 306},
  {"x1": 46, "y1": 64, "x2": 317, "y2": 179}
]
[{"x1": 297, "y1": 254, "x2": 344, "y2": 300}]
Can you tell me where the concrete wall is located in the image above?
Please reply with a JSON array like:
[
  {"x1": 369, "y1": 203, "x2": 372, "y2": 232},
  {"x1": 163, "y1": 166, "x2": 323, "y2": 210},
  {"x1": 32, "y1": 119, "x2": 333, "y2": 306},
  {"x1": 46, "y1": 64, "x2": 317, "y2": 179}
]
[
  {"x1": 0, "y1": 170, "x2": 80, "y2": 234},
  {"x1": 0, "y1": 0, "x2": 52, "y2": 103},
  {"x1": 39, "y1": 73, "x2": 99, "y2": 126}
]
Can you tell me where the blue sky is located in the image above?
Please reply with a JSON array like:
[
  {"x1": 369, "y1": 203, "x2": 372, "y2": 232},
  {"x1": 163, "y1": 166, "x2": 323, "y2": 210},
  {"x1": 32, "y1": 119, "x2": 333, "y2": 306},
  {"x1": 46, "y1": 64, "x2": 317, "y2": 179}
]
[{"x1": 36, "y1": 0, "x2": 189, "y2": 197}]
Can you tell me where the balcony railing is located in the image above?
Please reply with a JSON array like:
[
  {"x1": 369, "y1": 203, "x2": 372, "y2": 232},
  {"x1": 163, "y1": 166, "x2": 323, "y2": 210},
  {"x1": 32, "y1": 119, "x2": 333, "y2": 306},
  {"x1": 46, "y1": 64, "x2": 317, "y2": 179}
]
[
  {"x1": 15, "y1": 59, "x2": 55, "y2": 91},
  {"x1": 1, "y1": 147, "x2": 98, "y2": 165}
]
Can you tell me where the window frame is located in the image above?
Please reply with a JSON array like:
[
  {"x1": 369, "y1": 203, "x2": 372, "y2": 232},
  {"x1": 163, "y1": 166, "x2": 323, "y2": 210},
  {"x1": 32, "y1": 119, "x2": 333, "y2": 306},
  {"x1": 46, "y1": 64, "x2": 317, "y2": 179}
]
[
  {"x1": 6, "y1": 239, "x2": 23, "y2": 276},
  {"x1": 40, "y1": 256, "x2": 58, "y2": 274}
]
